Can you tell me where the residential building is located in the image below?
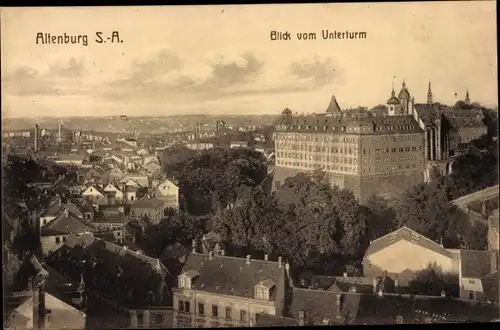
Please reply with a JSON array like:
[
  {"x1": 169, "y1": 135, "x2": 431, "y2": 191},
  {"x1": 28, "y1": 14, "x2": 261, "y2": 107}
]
[
  {"x1": 48, "y1": 234, "x2": 175, "y2": 329},
  {"x1": 40, "y1": 208, "x2": 94, "y2": 256},
  {"x1": 458, "y1": 249, "x2": 499, "y2": 301},
  {"x1": 5, "y1": 255, "x2": 86, "y2": 330},
  {"x1": 54, "y1": 153, "x2": 85, "y2": 167},
  {"x1": 230, "y1": 141, "x2": 249, "y2": 149},
  {"x1": 185, "y1": 143, "x2": 214, "y2": 151},
  {"x1": 154, "y1": 178, "x2": 179, "y2": 211},
  {"x1": 91, "y1": 211, "x2": 125, "y2": 244},
  {"x1": 81, "y1": 185, "x2": 109, "y2": 206},
  {"x1": 173, "y1": 247, "x2": 289, "y2": 328},
  {"x1": 103, "y1": 183, "x2": 125, "y2": 204},
  {"x1": 130, "y1": 195, "x2": 166, "y2": 224},
  {"x1": 363, "y1": 226, "x2": 458, "y2": 285},
  {"x1": 488, "y1": 209, "x2": 499, "y2": 251},
  {"x1": 120, "y1": 174, "x2": 149, "y2": 188}
]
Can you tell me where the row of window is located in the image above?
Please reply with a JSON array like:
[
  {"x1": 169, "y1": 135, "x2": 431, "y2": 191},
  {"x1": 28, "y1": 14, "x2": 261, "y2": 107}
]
[
  {"x1": 277, "y1": 144, "x2": 358, "y2": 154},
  {"x1": 275, "y1": 134, "x2": 358, "y2": 143},
  {"x1": 276, "y1": 145, "x2": 422, "y2": 156},
  {"x1": 277, "y1": 153, "x2": 358, "y2": 164},
  {"x1": 55, "y1": 236, "x2": 67, "y2": 244},
  {"x1": 178, "y1": 300, "x2": 248, "y2": 322},
  {"x1": 275, "y1": 161, "x2": 358, "y2": 173},
  {"x1": 372, "y1": 146, "x2": 421, "y2": 154}
]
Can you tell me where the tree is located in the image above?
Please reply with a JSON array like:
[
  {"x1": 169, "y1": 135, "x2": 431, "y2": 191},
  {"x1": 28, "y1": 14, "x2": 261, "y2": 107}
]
[
  {"x1": 408, "y1": 262, "x2": 459, "y2": 297},
  {"x1": 363, "y1": 195, "x2": 396, "y2": 241},
  {"x1": 464, "y1": 222, "x2": 488, "y2": 250}
]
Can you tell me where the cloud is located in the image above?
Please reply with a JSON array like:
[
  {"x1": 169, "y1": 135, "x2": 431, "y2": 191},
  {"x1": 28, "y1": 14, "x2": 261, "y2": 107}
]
[
  {"x1": 99, "y1": 50, "x2": 344, "y2": 103},
  {"x1": 2, "y1": 66, "x2": 58, "y2": 96},
  {"x1": 289, "y1": 56, "x2": 344, "y2": 86},
  {"x1": 3, "y1": 57, "x2": 90, "y2": 96}
]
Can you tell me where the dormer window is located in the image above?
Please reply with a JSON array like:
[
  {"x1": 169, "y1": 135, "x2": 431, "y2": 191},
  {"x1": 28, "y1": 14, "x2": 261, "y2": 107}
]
[
  {"x1": 254, "y1": 279, "x2": 275, "y2": 300},
  {"x1": 178, "y1": 269, "x2": 199, "y2": 289}
]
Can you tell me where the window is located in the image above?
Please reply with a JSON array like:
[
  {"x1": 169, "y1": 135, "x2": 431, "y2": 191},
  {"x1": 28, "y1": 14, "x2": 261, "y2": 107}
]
[
  {"x1": 185, "y1": 301, "x2": 191, "y2": 313},
  {"x1": 179, "y1": 300, "x2": 186, "y2": 312},
  {"x1": 63, "y1": 236, "x2": 67, "y2": 242},
  {"x1": 55, "y1": 237, "x2": 60, "y2": 244},
  {"x1": 396, "y1": 315, "x2": 403, "y2": 324},
  {"x1": 179, "y1": 277, "x2": 185, "y2": 288},
  {"x1": 240, "y1": 310, "x2": 247, "y2": 322},
  {"x1": 225, "y1": 307, "x2": 232, "y2": 320},
  {"x1": 468, "y1": 280, "x2": 475, "y2": 284},
  {"x1": 154, "y1": 313, "x2": 164, "y2": 325},
  {"x1": 198, "y1": 303, "x2": 205, "y2": 315},
  {"x1": 212, "y1": 305, "x2": 218, "y2": 317},
  {"x1": 469, "y1": 290, "x2": 475, "y2": 300},
  {"x1": 43, "y1": 219, "x2": 47, "y2": 225},
  {"x1": 137, "y1": 313, "x2": 144, "y2": 326}
]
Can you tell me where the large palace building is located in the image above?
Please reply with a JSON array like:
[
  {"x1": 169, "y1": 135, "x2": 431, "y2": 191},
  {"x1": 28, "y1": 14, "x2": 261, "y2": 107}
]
[{"x1": 273, "y1": 81, "x2": 487, "y2": 204}]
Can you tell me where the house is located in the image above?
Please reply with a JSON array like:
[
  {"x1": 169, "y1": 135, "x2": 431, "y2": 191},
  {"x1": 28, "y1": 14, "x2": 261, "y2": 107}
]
[
  {"x1": 130, "y1": 195, "x2": 166, "y2": 224},
  {"x1": 288, "y1": 287, "x2": 498, "y2": 325},
  {"x1": 488, "y1": 209, "x2": 499, "y2": 251},
  {"x1": 40, "y1": 208, "x2": 94, "y2": 256},
  {"x1": 144, "y1": 161, "x2": 162, "y2": 174},
  {"x1": 124, "y1": 186, "x2": 138, "y2": 204},
  {"x1": 78, "y1": 165, "x2": 107, "y2": 183},
  {"x1": 458, "y1": 249, "x2": 499, "y2": 301},
  {"x1": 108, "y1": 165, "x2": 126, "y2": 181},
  {"x1": 230, "y1": 141, "x2": 249, "y2": 149},
  {"x1": 48, "y1": 235, "x2": 175, "y2": 329},
  {"x1": 81, "y1": 185, "x2": 108, "y2": 206},
  {"x1": 154, "y1": 178, "x2": 179, "y2": 211},
  {"x1": 173, "y1": 246, "x2": 289, "y2": 328},
  {"x1": 91, "y1": 211, "x2": 125, "y2": 244},
  {"x1": 103, "y1": 183, "x2": 124, "y2": 204},
  {"x1": 54, "y1": 153, "x2": 85, "y2": 167},
  {"x1": 5, "y1": 255, "x2": 86, "y2": 330},
  {"x1": 363, "y1": 226, "x2": 459, "y2": 286},
  {"x1": 143, "y1": 155, "x2": 160, "y2": 165},
  {"x1": 67, "y1": 197, "x2": 95, "y2": 222},
  {"x1": 120, "y1": 175, "x2": 149, "y2": 188}
]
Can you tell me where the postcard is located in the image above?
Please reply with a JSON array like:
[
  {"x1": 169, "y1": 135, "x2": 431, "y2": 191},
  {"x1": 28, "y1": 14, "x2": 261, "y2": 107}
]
[{"x1": 1, "y1": 3, "x2": 499, "y2": 329}]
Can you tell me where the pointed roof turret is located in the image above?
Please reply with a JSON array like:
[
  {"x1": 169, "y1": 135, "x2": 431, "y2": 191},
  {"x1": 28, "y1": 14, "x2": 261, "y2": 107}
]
[
  {"x1": 398, "y1": 79, "x2": 410, "y2": 100},
  {"x1": 387, "y1": 84, "x2": 399, "y2": 105},
  {"x1": 427, "y1": 81, "x2": 433, "y2": 105},
  {"x1": 465, "y1": 89, "x2": 470, "y2": 105},
  {"x1": 326, "y1": 94, "x2": 342, "y2": 113}
]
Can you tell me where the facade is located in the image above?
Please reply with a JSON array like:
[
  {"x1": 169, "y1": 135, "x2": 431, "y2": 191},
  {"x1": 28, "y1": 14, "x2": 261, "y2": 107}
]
[
  {"x1": 363, "y1": 227, "x2": 459, "y2": 285},
  {"x1": 103, "y1": 183, "x2": 125, "y2": 204},
  {"x1": 172, "y1": 248, "x2": 289, "y2": 328},
  {"x1": 458, "y1": 250, "x2": 498, "y2": 301},
  {"x1": 273, "y1": 97, "x2": 426, "y2": 203},
  {"x1": 130, "y1": 195, "x2": 166, "y2": 224},
  {"x1": 81, "y1": 185, "x2": 109, "y2": 206},
  {"x1": 488, "y1": 209, "x2": 499, "y2": 251},
  {"x1": 40, "y1": 208, "x2": 94, "y2": 256},
  {"x1": 154, "y1": 178, "x2": 180, "y2": 211}
]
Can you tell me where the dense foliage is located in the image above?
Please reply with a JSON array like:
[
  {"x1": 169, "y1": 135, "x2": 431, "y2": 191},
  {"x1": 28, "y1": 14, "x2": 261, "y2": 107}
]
[
  {"x1": 408, "y1": 262, "x2": 459, "y2": 297},
  {"x1": 168, "y1": 147, "x2": 268, "y2": 215},
  {"x1": 212, "y1": 170, "x2": 369, "y2": 275}
]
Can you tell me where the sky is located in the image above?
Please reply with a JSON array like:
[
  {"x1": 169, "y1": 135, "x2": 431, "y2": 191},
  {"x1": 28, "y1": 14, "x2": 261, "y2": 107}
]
[{"x1": 1, "y1": 2, "x2": 497, "y2": 118}]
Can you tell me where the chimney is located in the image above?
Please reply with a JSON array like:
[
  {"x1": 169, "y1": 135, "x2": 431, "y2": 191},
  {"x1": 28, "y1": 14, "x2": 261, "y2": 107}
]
[
  {"x1": 372, "y1": 278, "x2": 378, "y2": 293},
  {"x1": 246, "y1": 255, "x2": 251, "y2": 264},
  {"x1": 64, "y1": 208, "x2": 69, "y2": 217},
  {"x1": 278, "y1": 256, "x2": 282, "y2": 268},
  {"x1": 394, "y1": 278, "x2": 399, "y2": 293},
  {"x1": 264, "y1": 254, "x2": 268, "y2": 261},
  {"x1": 28, "y1": 277, "x2": 33, "y2": 290},
  {"x1": 32, "y1": 279, "x2": 46, "y2": 329},
  {"x1": 343, "y1": 272, "x2": 348, "y2": 277},
  {"x1": 335, "y1": 294, "x2": 341, "y2": 318},
  {"x1": 298, "y1": 311, "x2": 305, "y2": 326},
  {"x1": 58, "y1": 197, "x2": 62, "y2": 207},
  {"x1": 285, "y1": 263, "x2": 290, "y2": 271},
  {"x1": 192, "y1": 239, "x2": 196, "y2": 253},
  {"x1": 209, "y1": 251, "x2": 213, "y2": 260},
  {"x1": 220, "y1": 249, "x2": 225, "y2": 256}
]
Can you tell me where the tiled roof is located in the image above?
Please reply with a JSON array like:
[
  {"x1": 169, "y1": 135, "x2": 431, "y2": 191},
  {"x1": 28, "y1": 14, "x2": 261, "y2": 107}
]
[
  {"x1": 56, "y1": 153, "x2": 85, "y2": 161},
  {"x1": 160, "y1": 242, "x2": 189, "y2": 261},
  {"x1": 54, "y1": 235, "x2": 174, "y2": 308},
  {"x1": 460, "y1": 250, "x2": 498, "y2": 278},
  {"x1": 61, "y1": 203, "x2": 84, "y2": 219},
  {"x1": 365, "y1": 226, "x2": 452, "y2": 259},
  {"x1": 329, "y1": 277, "x2": 374, "y2": 294},
  {"x1": 93, "y1": 211, "x2": 125, "y2": 224},
  {"x1": 290, "y1": 289, "x2": 499, "y2": 325},
  {"x1": 41, "y1": 211, "x2": 93, "y2": 236},
  {"x1": 277, "y1": 113, "x2": 423, "y2": 135},
  {"x1": 131, "y1": 195, "x2": 166, "y2": 209},
  {"x1": 40, "y1": 198, "x2": 63, "y2": 217},
  {"x1": 180, "y1": 253, "x2": 285, "y2": 300},
  {"x1": 325, "y1": 94, "x2": 342, "y2": 113}
]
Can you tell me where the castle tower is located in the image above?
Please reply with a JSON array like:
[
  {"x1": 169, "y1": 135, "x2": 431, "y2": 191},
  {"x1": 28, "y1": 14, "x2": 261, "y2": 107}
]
[
  {"x1": 398, "y1": 80, "x2": 411, "y2": 115},
  {"x1": 465, "y1": 89, "x2": 470, "y2": 105},
  {"x1": 386, "y1": 82, "x2": 400, "y2": 116},
  {"x1": 427, "y1": 81, "x2": 433, "y2": 105}
]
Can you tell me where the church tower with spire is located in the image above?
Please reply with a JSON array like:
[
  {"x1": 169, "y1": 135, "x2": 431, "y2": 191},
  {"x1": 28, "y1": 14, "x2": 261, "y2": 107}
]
[
  {"x1": 465, "y1": 89, "x2": 470, "y2": 105},
  {"x1": 427, "y1": 81, "x2": 433, "y2": 105},
  {"x1": 386, "y1": 81, "x2": 400, "y2": 116},
  {"x1": 398, "y1": 79, "x2": 411, "y2": 115}
]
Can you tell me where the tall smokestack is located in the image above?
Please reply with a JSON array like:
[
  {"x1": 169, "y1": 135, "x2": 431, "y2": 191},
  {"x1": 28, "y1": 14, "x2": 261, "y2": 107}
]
[
  {"x1": 34, "y1": 124, "x2": 39, "y2": 152},
  {"x1": 58, "y1": 121, "x2": 62, "y2": 144}
]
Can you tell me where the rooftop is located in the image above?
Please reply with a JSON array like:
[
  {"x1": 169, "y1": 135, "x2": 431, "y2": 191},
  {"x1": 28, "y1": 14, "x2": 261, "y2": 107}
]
[
  {"x1": 179, "y1": 253, "x2": 285, "y2": 300},
  {"x1": 41, "y1": 211, "x2": 94, "y2": 236},
  {"x1": 365, "y1": 226, "x2": 451, "y2": 259},
  {"x1": 131, "y1": 195, "x2": 166, "y2": 209}
]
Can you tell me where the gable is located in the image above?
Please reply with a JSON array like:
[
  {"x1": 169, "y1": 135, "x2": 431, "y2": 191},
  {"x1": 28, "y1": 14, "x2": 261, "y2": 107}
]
[
  {"x1": 366, "y1": 239, "x2": 453, "y2": 274},
  {"x1": 82, "y1": 186, "x2": 105, "y2": 197},
  {"x1": 15, "y1": 292, "x2": 85, "y2": 319}
]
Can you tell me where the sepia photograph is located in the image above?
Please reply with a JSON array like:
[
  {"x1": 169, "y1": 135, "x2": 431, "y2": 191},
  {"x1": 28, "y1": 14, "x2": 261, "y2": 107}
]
[{"x1": 1, "y1": 2, "x2": 499, "y2": 328}]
